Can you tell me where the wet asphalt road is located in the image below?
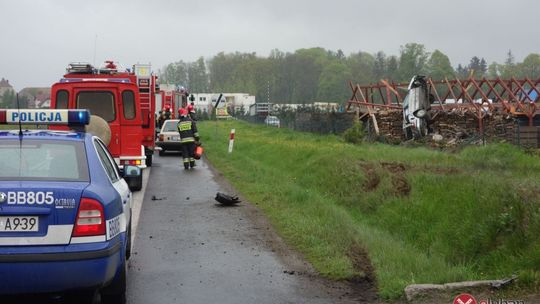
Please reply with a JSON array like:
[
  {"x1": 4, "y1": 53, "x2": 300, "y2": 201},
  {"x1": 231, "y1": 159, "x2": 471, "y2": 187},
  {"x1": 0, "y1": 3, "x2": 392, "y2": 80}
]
[{"x1": 127, "y1": 153, "x2": 356, "y2": 304}]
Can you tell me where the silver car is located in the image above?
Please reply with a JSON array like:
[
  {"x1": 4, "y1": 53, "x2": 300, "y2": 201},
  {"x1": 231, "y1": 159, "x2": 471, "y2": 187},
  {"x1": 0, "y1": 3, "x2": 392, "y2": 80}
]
[
  {"x1": 402, "y1": 75, "x2": 432, "y2": 139},
  {"x1": 156, "y1": 119, "x2": 181, "y2": 155},
  {"x1": 264, "y1": 115, "x2": 280, "y2": 128}
]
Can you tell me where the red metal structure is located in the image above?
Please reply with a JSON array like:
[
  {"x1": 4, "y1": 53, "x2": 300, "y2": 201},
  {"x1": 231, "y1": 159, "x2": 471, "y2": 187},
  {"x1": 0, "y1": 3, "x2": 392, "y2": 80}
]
[{"x1": 347, "y1": 77, "x2": 540, "y2": 132}]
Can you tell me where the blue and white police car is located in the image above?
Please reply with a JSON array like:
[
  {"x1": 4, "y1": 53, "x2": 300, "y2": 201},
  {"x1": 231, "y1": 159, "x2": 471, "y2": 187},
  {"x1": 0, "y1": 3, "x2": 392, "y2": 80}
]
[{"x1": 0, "y1": 109, "x2": 140, "y2": 303}]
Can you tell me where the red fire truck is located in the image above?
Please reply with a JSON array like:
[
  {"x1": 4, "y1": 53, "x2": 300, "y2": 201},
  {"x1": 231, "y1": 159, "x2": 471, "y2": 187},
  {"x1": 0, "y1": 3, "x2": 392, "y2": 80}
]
[
  {"x1": 158, "y1": 84, "x2": 189, "y2": 119},
  {"x1": 50, "y1": 61, "x2": 158, "y2": 169}
]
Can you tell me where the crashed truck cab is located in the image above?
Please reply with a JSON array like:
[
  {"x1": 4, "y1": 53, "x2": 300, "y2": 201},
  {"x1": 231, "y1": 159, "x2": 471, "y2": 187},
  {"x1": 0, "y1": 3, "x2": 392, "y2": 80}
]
[{"x1": 50, "y1": 62, "x2": 147, "y2": 170}]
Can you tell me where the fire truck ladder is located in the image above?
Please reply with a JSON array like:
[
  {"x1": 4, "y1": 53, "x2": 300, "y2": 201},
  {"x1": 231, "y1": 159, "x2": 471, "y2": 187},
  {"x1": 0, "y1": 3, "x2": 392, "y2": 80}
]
[
  {"x1": 347, "y1": 77, "x2": 540, "y2": 133},
  {"x1": 133, "y1": 64, "x2": 153, "y2": 123}
]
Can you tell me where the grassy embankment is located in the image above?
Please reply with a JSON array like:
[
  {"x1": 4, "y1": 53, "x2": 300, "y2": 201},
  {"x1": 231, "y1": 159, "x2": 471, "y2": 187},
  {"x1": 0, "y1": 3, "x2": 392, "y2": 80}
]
[{"x1": 200, "y1": 120, "x2": 540, "y2": 299}]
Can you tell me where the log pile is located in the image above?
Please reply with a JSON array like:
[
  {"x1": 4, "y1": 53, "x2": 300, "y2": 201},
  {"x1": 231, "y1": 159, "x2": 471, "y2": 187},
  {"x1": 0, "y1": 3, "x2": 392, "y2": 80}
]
[
  {"x1": 287, "y1": 108, "x2": 531, "y2": 148},
  {"x1": 370, "y1": 110, "x2": 404, "y2": 142},
  {"x1": 366, "y1": 109, "x2": 516, "y2": 145}
]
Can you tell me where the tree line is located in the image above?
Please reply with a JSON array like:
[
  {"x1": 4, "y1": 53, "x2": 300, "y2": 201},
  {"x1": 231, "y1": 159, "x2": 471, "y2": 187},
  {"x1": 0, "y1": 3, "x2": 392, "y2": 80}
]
[
  {"x1": 0, "y1": 90, "x2": 29, "y2": 108},
  {"x1": 160, "y1": 43, "x2": 540, "y2": 105}
]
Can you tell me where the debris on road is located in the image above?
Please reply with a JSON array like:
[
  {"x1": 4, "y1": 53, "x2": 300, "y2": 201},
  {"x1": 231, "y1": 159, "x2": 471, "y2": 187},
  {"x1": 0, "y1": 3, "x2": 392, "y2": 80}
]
[{"x1": 215, "y1": 192, "x2": 241, "y2": 206}]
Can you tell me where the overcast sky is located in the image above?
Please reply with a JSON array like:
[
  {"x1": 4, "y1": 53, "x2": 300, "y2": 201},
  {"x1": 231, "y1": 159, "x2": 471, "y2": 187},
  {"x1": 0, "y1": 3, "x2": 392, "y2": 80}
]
[{"x1": 1, "y1": 0, "x2": 538, "y2": 90}]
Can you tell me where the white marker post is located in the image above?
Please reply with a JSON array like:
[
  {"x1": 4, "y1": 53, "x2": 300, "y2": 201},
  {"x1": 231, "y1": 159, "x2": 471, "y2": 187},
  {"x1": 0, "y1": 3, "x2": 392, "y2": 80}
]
[{"x1": 228, "y1": 129, "x2": 235, "y2": 153}]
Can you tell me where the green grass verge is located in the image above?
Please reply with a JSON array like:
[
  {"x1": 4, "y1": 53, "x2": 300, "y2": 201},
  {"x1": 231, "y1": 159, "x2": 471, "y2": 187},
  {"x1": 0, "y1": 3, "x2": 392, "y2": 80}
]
[{"x1": 199, "y1": 120, "x2": 540, "y2": 299}]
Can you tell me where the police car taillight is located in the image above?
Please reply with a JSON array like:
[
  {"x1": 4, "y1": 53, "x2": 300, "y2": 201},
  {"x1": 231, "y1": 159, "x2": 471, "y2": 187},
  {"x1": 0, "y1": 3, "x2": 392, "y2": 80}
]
[
  {"x1": 0, "y1": 109, "x2": 90, "y2": 126},
  {"x1": 72, "y1": 198, "x2": 106, "y2": 237}
]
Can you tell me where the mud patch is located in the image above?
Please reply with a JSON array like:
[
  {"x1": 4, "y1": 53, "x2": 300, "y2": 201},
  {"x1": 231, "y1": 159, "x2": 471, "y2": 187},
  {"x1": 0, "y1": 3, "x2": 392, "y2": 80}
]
[
  {"x1": 381, "y1": 161, "x2": 406, "y2": 173},
  {"x1": 361, "y1": 164, "x2": 381, "y2": 192},
  {"x1": 517, "y1": 185, "x2": 540, "y2": 204},
  {"x1": 380, "y1": 162, "x2": 411, "y2": 197},
  {"x1": 392, "y1": 175, "x2": 411, "y2": 196},
  {"x1": 347, "y1": 244, "x2": 379, "y2": 303}
]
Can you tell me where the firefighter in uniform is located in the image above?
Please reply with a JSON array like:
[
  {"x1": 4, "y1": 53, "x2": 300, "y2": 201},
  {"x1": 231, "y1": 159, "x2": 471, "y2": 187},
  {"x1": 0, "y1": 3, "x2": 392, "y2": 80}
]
[
  {"x1": 177, "y1": 108, "x2": 199, "y2": 169},
  {"x1": 187, "y1": 101, "x2": 197, "y2": 121},
  {"x1": 158, "y1": 104, "x2": 172, "y2": 128}
]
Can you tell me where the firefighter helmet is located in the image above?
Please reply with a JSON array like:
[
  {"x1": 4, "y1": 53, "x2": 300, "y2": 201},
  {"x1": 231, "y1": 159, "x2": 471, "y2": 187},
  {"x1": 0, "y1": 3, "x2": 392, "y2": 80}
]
[{"x1": 179, "y1": 108, "x2": 188, "y2": 117}]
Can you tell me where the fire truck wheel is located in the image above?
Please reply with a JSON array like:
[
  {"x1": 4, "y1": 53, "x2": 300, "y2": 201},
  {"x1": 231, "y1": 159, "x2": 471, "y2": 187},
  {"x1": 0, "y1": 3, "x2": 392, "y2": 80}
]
[
  {"x1": 146, "y1": 154, "x2": 153, "y2": 167},
  {"x1": 85, "y1": 115, "x2": 112, "y2": 145}
]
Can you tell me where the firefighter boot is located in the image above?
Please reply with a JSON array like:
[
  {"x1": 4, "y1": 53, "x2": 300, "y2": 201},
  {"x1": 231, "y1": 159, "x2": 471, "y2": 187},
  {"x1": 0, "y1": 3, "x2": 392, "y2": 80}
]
[
  {"x1": 183, "y1": 159, "x2": 190, "y2": 170},
  {"x1": 190, "y1": 158, "x2": 196, "y2": 168}
]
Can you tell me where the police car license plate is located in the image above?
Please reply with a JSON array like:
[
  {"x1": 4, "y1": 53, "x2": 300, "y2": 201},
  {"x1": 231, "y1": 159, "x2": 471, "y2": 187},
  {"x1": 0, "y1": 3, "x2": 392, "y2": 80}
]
[{"x1": 0, "y1": 216, "x2": 39, "y2": 232}]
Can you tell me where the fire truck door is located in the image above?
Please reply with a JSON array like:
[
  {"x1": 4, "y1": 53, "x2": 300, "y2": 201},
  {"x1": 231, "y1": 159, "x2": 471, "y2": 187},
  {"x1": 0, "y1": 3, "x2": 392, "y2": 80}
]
[
  {"x1": 75, "y1": 89, "x2": 121, "y2": 156},
  {"x1": 119, "y1": 90, "x2": 141, "y2": 157}
]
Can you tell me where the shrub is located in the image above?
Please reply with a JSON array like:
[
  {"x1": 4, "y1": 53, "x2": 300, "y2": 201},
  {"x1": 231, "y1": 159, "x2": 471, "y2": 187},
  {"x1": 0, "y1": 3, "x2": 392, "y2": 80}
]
[{"x1": 343, "y1": 121, "x2": 365, "y2": 144}]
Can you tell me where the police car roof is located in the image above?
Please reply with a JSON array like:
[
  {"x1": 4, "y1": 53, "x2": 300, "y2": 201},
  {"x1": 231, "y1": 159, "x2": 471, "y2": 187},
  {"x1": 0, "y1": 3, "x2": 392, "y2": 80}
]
[{"x1": 0, "y1": 129, "x2": 88, "y2": 141}]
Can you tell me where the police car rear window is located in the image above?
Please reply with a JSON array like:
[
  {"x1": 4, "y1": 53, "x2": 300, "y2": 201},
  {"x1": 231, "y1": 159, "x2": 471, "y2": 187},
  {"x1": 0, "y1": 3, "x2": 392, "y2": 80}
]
[{"x1": 0, "y1": 139, "x2": 89, "y2": 182}]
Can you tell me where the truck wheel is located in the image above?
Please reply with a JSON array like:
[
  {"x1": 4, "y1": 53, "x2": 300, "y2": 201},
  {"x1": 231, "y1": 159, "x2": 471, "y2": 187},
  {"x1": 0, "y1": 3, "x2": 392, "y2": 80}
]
[
  {"x1": 146, "y1": 154, "x2": 153, "y2": 167},
  {"x1": 101, "y1": 258, "x2": 127, "y2": 304}
]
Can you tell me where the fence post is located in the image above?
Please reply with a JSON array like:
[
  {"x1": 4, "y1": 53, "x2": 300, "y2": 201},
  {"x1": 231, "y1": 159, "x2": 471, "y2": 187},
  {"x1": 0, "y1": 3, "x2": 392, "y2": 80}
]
[{"x1": 228, "y1": 129, "x2": 235, "y2": 153}]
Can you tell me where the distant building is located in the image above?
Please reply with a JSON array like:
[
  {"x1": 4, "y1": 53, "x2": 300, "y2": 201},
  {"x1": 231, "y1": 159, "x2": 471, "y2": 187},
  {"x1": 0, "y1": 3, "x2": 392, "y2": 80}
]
[
  {"x1": 0, "y1": 78, "x2": 14, "y2": 97},
  {"x1": 191, "y1": 93, "x2": 255, "y2": 115},
  {"x1": 18, "y1": 87, "x2": 51, "y2": 108}
]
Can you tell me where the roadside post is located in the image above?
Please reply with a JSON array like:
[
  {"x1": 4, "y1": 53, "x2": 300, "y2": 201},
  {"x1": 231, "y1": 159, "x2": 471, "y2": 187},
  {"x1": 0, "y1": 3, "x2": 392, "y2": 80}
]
[
  {"x1": 228, "y1": 129, "x2": 235, "y2": 153},
  {"x1": 214, "y1": 93, "x2": 223, "y2": 137}
]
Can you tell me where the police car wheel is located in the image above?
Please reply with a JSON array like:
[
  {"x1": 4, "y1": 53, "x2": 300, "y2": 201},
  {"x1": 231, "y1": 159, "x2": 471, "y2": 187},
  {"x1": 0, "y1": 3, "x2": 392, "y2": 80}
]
[{"x1": 101, "y1": 259, "x2": 127, "y2": 304}]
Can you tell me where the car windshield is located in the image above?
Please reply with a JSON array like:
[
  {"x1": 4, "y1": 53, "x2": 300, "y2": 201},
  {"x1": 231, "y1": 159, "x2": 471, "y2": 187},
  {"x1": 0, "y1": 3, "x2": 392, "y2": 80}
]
[
  {"x1": 162, "y1": 120, "x2": 179, "y2": 132},
  {"x1": 0, "y1": 139, "x2": 90, "y2": 181}
]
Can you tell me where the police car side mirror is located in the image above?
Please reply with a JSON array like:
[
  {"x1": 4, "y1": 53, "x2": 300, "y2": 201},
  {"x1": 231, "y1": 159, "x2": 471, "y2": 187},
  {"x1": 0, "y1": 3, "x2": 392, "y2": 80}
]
[{"x1": 122, "y1": 165, "x2": 142, "y2": 191}]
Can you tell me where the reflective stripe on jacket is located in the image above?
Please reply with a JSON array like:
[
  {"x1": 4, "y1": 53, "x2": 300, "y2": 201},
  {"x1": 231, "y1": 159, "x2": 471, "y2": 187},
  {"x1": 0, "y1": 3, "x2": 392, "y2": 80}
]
[{"x1": 177, "y1": 117, "x2": 198, "y2": 143}]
